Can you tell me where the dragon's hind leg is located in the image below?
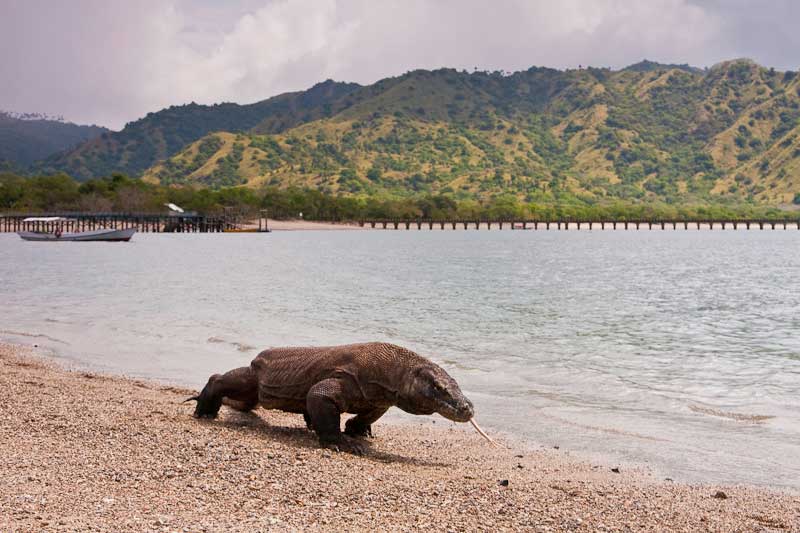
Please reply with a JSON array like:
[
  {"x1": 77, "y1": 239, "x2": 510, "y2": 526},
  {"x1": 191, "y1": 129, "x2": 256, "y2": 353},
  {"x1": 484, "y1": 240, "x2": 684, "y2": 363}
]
[{"x1": 189, "y1": 366, "x2": 258, "y2": 418}]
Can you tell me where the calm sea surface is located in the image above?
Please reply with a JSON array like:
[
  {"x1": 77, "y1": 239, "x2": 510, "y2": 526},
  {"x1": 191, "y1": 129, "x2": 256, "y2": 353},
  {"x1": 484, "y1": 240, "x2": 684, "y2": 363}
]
[{"x1": 1, "y1": 230, "x2": 799, "y2": 488}]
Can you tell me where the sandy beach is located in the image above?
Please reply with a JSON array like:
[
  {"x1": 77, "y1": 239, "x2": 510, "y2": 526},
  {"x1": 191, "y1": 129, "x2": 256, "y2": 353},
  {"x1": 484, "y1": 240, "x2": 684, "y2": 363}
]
[
  {"x1": 258, "y1": 219, "x2": 366, "y2": 231},
  {"x1": 1, "y1": 342, "x2": 798, "y2": 532}
]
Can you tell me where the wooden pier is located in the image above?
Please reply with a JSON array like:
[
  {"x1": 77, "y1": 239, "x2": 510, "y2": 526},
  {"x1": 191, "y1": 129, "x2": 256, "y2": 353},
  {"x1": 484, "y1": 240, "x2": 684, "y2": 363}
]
[
  {"x1": 356, "y1": 219, "x2": 800, "y2": 231},
  {"x1": 4, "y1": 214, "x2": 799, "y2": 234},
  {"x1": 0, "y1": 213, "x2": 230, "y2": 234}
]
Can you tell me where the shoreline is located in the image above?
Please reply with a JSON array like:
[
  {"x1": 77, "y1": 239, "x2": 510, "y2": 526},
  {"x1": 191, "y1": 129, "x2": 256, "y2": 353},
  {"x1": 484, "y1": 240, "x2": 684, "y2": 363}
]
[
  {"x1": 260, "y1": 219, "x2": 367, "y2": 231},
  {"x1": 1, "y1": 341, "x2": 798, "y2": 532}
]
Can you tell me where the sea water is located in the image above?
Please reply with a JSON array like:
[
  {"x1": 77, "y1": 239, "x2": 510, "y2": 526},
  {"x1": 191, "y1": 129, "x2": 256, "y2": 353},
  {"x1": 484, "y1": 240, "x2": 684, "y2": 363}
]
[{"x1": 1, "y1": 230, "x2": 798, "y2": 488}]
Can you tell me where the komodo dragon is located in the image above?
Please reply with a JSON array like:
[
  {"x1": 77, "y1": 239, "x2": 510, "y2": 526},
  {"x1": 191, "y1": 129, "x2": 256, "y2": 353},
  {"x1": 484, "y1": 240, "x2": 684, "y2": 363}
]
[{"x1": 186, "y1": 342, "x2": 497, "y2": 454}]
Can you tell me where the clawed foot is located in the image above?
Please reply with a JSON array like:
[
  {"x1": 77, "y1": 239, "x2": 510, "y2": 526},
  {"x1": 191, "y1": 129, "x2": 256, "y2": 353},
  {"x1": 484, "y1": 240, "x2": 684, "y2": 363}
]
[
  {"x1": 320, "y1": 435, "x2": 368, "y2": 455},
  {"x1": 191, "y1": 399, "x2": 221, "y2": 419},
  {"x1": 344, "y1": 420, "x2": 373, "y2": 438}
]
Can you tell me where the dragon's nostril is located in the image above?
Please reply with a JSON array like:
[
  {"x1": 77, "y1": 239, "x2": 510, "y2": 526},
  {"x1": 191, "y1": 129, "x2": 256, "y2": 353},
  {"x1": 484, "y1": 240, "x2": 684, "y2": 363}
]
[{"x1": 463, "y1": 400, "x2": 475, "y2": 417}]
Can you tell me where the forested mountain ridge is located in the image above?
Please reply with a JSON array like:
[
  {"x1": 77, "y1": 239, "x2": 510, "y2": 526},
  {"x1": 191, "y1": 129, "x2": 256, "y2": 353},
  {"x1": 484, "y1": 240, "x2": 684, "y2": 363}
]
[
  {"x1": 36, "y1": 80, "x2": 361, "y2": 180},
  {"x1": 31, "y1": 59, "x2": 800, "y2": 205},
  {"x1": 0, "y1": 112, "x2": 107, "y2": 167},
  {"x1": 143, "y1": 59, "x2": 800, "y2": 205}
]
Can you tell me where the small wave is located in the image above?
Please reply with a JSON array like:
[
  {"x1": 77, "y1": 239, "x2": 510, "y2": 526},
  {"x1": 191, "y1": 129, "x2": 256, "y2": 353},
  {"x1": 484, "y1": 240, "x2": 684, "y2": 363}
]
[
  {"x1": 232, "y1": 342, "x2": 256, "y2": 352},
  {"x1": 538, "y1": 412, "x2": 669, "y2": 442},
  {"x1": 207, "y1": 336, "x2": 256, "y2": 352},
  {"x1": 0, "y1": 329, "x2": 69, "y2": 345},
  {"x1": 42, "y1": 317, "x2": 78, "y2": 325},
  {"x1": 689, "y1": 405, "x2": 774, "y2": 423},
  {"x1": 440, "y1": 358, "x2": 481, "y2": 372}
]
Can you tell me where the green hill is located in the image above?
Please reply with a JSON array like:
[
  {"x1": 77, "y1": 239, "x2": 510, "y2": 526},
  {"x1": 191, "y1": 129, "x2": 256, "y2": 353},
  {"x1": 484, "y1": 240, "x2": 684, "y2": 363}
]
[
  {"x1": 143, "y1": 60, "x2": 800, "y2": 205},
  {"x1": 36, "y1": 59, "x2": 800, "y2": 206},
  {"x1": 0, "y1": 112, "x2": 107, "y2": 167},
  {"x1": 36, "y1": 80, "x2": 360, "y2": 180}
]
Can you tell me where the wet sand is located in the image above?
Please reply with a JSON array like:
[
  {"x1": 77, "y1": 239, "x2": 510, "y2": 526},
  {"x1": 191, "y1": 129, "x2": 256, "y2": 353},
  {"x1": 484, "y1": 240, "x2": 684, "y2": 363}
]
[{"x1": 1, "y1": 342, "x2": 798, "y2": 532}]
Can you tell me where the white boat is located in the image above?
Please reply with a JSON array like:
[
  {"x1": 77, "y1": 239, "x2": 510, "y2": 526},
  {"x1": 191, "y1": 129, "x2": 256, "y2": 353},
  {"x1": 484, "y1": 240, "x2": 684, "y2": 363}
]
[
  {"x1": 17, "y1": 217, "x2": 136, "y2": 242},
  {"x1": 18, "y1": 228, "x2": 136, "y2": 242}
]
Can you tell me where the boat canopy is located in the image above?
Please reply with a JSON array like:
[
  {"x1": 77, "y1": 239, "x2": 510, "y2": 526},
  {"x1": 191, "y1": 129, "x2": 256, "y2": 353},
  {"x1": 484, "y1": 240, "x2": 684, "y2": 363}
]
[{"x1": 23, "y1": 216, "x2": 70, "y2": 222}]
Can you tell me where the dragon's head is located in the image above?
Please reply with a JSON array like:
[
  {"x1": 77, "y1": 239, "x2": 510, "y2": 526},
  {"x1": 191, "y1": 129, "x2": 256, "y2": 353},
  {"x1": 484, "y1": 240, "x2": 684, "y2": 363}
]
[
  {"x1": 399, "y1": 362, "x2": 500, "y2": 447},
  {"x1": 402, "y1": 364, "x2": 475, "y2": 422}
]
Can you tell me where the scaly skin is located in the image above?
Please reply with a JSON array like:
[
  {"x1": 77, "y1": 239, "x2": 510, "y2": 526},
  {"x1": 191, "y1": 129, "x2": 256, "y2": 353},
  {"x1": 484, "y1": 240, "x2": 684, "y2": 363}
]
[{"x1": 188, "y1": 342, "x2": 475, "y2": 454}]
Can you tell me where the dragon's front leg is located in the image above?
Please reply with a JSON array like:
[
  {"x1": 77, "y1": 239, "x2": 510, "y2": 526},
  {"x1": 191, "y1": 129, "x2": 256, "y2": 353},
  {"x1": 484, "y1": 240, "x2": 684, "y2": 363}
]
[
  {"x1": 306, "y1": 378, "x2": 368, "y2": 455},
  {"x1": 344, "y1": 407, "x2": 388, "y2": 438}
]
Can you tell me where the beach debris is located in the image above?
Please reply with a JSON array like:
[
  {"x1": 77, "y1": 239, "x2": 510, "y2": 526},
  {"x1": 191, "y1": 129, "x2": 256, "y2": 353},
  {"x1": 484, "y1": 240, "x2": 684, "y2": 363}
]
[
  {"x1": 713, "y1": 491, "x2": 728, "y2": 500},
  {"x1": 553, "y1": 445, "x2": 560, "y2": 449},
  {"x1": 498, "y1": 479, "x2": 509, "y2": 487},
  {"x1": 611, "y1": 467, "x2": 620, "y2": 474},
  {"x1": 550, "y1": 484, "x2": 580, "y2": 496}
]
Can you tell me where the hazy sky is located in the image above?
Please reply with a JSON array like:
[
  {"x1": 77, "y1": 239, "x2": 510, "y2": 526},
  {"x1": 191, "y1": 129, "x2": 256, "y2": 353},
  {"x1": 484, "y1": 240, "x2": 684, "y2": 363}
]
[{"x1": 1, "y1": 0, "x2": 798, "y2": 130}]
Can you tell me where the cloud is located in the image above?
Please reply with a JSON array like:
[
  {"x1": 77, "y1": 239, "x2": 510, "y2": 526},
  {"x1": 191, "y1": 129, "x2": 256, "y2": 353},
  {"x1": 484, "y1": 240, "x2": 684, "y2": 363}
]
[
  {"x1": 0, "y1": 0, "x2": 797, "y2": 129},
  {"x1": 153, "y1": 0, "x2": 360, "y2": 104}
]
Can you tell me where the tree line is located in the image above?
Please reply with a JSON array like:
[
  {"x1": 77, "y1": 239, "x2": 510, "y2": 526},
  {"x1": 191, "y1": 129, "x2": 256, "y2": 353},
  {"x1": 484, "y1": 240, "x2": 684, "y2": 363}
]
[{"x1": 1, "y1": 172, "x2": 797, "y2": 221}]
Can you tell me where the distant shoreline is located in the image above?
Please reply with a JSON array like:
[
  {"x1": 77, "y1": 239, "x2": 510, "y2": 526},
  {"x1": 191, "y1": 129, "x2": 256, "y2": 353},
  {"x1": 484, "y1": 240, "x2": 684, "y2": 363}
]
[
  {"x1": 248, "y1": 218, "x2": 800, "y2": 231},
  {"x1": 1, "y1": 340, "x2": 797, "y2": 532},
  {"x1": 3, "y1": 214, "x2": 799, "y2": 234},
  {"x1": 256, "y1": 219, "x2": 366, "y2": 231}
]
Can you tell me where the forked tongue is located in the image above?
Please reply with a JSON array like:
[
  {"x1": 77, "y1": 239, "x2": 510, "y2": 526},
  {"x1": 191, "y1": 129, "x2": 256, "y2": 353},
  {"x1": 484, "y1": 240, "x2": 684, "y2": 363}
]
[{"x1": 469, "y1": 418, "x2": 501, "y2": 447}]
